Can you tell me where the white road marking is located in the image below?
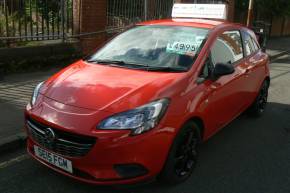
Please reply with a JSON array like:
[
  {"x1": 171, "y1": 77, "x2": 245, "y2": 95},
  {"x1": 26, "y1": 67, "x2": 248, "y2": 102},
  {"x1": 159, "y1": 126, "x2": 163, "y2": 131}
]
[{"x1": 0, "y1": 154, "x2": 29, "y2": 169}]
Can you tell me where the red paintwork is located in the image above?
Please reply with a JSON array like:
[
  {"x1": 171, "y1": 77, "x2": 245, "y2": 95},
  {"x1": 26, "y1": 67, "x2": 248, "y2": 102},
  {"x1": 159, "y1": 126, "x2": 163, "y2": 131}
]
[
  {"x1": 138, "y1": 18, "x2": 226, "y2": 29},
  {"x1": 25, "y1": 18, "x2": 270, "y2": 185}
]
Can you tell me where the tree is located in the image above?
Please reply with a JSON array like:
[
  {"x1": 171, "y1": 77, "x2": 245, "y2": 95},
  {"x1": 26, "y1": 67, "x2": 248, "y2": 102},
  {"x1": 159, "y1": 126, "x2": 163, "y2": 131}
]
[
  {"x1": 255, "y1": 0, "x2": 290, "y2": 19},
  {"x1": 236, "y1": 0, "x2": 290, "y2": 20}
]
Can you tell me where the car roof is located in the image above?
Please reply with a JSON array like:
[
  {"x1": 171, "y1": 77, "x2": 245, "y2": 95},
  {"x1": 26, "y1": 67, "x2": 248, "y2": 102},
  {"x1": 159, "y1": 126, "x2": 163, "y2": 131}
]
[{"x1": 138, "y1": 18, "x2": 228, "y2": 29}]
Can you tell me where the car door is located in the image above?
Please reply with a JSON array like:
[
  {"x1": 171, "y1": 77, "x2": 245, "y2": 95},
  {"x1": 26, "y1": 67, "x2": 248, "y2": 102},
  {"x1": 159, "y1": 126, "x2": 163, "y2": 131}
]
[
  {"x1": 202, "y1": 30, "x2": 247, "y2": 133},
  {"x1": 241, "y1": 30, "x2": 268, "y2": 104}
]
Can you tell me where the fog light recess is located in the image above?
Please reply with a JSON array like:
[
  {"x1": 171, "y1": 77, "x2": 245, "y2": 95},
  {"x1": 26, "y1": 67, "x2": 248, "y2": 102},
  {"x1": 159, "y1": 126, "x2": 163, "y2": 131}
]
[{"x1": 114, "y1": 164, "x2": 149, "y2": 179}]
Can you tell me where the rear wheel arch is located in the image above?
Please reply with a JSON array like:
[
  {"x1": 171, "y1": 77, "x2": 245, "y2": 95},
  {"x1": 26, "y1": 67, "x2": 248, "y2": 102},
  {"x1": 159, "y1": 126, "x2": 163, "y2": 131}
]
[
  {"x1": 265, "y1": 76, "x2": 270, "y2": 86},
  {"x1": 247, "y1": 79, "x2": 269, "y2": 117}
]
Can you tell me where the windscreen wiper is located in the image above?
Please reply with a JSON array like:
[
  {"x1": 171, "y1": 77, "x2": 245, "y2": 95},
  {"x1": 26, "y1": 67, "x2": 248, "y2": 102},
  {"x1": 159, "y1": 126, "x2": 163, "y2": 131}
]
[
  {"x1": 86, "y1": 59, "x2": 126, "y2": 65},
  {"x1": 86, "y1": 59, "x2": 187, "y2": 72},
  {"x1": 86, "y1": 59, "x2": 148, "y2": 69},
  {"x1": 146, "y1": 66, "x2": 188, "y2": 72}
]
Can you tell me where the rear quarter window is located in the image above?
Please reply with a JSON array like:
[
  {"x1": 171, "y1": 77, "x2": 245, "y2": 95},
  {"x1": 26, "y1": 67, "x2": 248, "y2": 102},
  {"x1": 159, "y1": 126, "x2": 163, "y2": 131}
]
[{"x1": 242, "y1": 30, "x2": 259, "y2": 56}]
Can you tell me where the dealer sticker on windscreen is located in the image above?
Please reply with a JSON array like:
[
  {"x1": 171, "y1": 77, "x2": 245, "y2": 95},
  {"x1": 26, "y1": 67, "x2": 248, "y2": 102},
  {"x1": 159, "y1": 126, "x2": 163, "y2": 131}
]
[
  {"x1": 34, "y1": 145, "x2": 73, "y2": 173},
  {"x1": 166, "y1": 35, "x2": 205, "y2": 56},
  {"x1": 166, "y1": 41, "x2": 198, "y2": 55}
]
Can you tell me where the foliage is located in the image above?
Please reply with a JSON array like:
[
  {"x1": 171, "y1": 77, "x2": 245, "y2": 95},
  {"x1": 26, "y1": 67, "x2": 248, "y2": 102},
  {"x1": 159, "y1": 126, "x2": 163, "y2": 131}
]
[
  {"x1": 0, "y1": 12, "x2": 12, "y2": 47},
  {"x1": 256, "y1": 0, "x2": 290, "y2": 18},
  {"x1": 235, "y1": 0, "x2": 248, "y2": 11},
  {"x1": 236, "y1": 0, "x2": 290, "y2": 19},
  {"x1": 38, "y1": 0, "x2": 60, "y2": 12},
  {"x1": 0, "y1": 9, "x2": 28, "y2": 47},
  {"x1": 0, "y1": 0, "x2": 74, "y2": 48},
  {"x1": 0, "y1": 16, "x2": 5, "y2": 47}
]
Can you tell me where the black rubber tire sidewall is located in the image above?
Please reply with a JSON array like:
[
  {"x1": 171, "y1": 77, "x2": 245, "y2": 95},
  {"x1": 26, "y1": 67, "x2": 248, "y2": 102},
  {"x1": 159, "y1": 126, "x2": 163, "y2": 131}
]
[
  {"x1": 248, "y1": 80, "x2": 270, "y2": 117},
  {"x1": 158, "y1": 121, "x2": 201, "y2": 185}
]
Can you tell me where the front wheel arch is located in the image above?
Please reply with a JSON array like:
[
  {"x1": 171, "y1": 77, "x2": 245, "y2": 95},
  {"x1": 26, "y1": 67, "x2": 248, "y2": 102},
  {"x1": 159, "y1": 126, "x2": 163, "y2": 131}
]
[
  {"x1": 186, "y1": 117, "x2": 205, "y2": 143},
  {"x1": 158, "y1": 120, "x2": 202, "y2": 184}
]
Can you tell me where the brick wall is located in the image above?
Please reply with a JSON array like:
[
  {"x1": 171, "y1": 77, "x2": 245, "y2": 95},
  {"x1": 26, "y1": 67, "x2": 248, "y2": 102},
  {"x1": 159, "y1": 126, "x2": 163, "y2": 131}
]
[
  {"x1": 73, "y1": 0, "x2": 81, "y2": 35},
  {"x1": 227, "y1": 0, "x2": 235, "y2": 22},
  {"x1": 76, "y1": 0, "x2": 108, "y2": 55}
]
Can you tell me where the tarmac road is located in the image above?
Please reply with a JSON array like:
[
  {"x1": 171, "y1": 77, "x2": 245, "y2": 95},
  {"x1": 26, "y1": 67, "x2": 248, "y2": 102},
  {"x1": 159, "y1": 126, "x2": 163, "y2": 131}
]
[{"x1": 0, "y1": 55, "x2": 290, "y2": 193}]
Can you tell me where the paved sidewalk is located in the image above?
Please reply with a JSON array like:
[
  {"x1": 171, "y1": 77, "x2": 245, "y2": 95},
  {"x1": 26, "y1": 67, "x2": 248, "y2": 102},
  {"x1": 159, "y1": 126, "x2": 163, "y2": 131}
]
[
  {"x1": 0, "y1": 68, "x2": 61, "y2": 152},
  {"x1": 0, "y1": 37, "x2": 289, "y2": 152},
  {"x1": 267, "y1": 37, "x2": 290, "y2": 52},
  {"x1": 267, "y1": 37, "x2": 290, "y2": 60}
]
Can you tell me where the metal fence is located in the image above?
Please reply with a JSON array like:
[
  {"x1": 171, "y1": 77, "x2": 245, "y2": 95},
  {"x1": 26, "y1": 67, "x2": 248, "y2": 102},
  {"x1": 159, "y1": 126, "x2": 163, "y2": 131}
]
[
  {"x1": 0, "y1": 0, "x2": 175, "y2": 46},
  {"x1": 194, "y1": 0, "x2": 225, "y2": 3},
  {"x1": 107, "y1": 0, "x2": 174, "y2": 30},
  {"x1": 0, "y1": 0, "x2": 73, "y2": 45}
]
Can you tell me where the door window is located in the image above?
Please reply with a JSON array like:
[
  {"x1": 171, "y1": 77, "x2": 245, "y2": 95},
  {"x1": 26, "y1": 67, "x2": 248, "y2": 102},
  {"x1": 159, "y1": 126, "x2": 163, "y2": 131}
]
[{"x1": 211, "y1": 30, "x2": 243, "y2": 66}]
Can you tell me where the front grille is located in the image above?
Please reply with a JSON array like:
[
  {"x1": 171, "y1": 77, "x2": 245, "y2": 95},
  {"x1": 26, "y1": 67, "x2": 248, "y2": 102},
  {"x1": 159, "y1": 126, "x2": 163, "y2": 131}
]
[{"x1": 27, "y1": 117, "x2": 96, "y2": 157}]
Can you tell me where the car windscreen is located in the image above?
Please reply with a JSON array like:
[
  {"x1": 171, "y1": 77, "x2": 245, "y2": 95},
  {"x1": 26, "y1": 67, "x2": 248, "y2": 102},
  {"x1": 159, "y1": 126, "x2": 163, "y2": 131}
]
[{"x1": 87, "y1": 25, "x2": 209, "y2": 71}]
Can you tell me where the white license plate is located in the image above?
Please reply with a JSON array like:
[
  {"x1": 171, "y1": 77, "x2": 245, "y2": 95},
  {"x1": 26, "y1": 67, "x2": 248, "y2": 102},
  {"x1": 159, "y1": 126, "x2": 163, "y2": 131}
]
[{"x1": 34, "y1": 145, "x2": 73, "y2": 173}]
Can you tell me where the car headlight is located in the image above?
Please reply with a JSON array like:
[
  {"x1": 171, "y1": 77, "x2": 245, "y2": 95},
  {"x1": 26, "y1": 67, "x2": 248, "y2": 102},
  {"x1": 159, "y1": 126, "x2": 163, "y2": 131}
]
[
  {"x1": 31, "y1": 82, "x2": 44, "y2": 106},
  {"x1": 98, "y1": 99, "x2": 169, "y2": 135}
]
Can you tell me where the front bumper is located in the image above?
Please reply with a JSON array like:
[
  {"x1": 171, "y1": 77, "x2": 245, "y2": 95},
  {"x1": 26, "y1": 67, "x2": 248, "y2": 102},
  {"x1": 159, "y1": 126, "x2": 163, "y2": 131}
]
[
  {"x1": 25, "y1": 95, "x2": 176, "y2": 184},
  {"x1": 27, "y1": 138, "x2": 155, "y2": 185},
  {"x1": 27, "y1": 125, "x2": 172, "y2": 185},
  {"x1": 25, "y1": 117, "x2": 174, "y2": 184}
]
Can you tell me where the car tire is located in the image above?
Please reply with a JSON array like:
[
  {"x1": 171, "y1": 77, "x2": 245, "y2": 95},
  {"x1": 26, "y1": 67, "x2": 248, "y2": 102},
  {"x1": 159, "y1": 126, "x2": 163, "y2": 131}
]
[
  {"x1": 158, "y1": 121, "x2": 201, "y2": 185},
  {"x1": 247, "y1": 80, "x2": 270, "y2": 117}
]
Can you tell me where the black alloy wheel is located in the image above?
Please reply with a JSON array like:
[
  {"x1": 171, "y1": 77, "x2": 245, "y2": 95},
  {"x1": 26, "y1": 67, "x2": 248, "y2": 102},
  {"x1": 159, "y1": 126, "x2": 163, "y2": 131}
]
[
  {"x1": 257, "y1": 81, "x2": 269, "y2": 113},
  {"x1": 248, "y1": 80, "x2": 270, "y2": 117},
  {"x1": 174, "y1": 127, "x2": 199, "y2": 177},
  {"x1": 159, "y1": 121, "x2": 201, "y2": 184}
]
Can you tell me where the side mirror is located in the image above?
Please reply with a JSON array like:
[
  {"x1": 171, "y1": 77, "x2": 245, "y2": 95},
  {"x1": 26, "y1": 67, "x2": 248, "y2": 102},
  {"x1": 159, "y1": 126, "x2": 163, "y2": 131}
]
[{"x1": 212, "y1": 63, "x2": 235, "y2": 79}]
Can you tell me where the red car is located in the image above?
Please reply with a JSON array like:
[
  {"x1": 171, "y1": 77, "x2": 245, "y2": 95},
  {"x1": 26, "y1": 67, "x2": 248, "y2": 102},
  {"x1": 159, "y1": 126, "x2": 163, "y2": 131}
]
[{"x1": 25, "y1": 18, "x2": 270, "y2": 185}]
